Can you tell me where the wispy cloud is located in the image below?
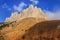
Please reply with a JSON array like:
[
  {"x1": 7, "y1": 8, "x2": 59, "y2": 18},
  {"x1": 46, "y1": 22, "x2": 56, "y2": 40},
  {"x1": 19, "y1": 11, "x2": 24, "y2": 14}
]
[
  {"x1": 44, "y1": 9, "x2": 60, "y2": 20},
  {"x1": 30, "y1": 0, "x2": 39, "y2": 5},
  {"x1": 13, "y1": 2, "x2": 27, "y2": 12},
  {"x1": 2, "y1": 3, "x2": 11, "y2": 11}
]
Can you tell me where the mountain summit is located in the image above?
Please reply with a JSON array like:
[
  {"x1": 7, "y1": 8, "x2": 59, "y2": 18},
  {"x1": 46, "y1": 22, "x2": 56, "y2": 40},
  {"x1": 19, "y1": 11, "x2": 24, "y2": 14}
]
[
  {"x1": 0, "y1": 5, "x2": 47, "y2": 40},
  {"x1": 5, "y1": 5, "x2": 47, "y2": 22}
]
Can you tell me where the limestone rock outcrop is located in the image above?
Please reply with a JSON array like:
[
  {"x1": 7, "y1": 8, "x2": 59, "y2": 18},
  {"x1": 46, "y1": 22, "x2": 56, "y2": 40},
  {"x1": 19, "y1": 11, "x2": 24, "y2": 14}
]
[{"x1": 5, "y1": 5, "x2": 47, "y2": 22}]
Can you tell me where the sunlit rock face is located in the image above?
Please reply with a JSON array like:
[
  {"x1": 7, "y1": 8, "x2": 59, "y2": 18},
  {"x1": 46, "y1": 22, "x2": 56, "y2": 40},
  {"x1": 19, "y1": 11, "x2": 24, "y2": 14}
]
[{"x1": 5, "y1": 5, "x2": 47, "y2": 22}]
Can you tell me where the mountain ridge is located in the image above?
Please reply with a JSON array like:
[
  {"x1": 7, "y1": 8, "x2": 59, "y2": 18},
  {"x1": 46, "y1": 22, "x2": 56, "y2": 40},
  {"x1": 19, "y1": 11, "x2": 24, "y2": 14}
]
[{"x1": 5, "y1": 5, "x2": 47, "y2": 22}]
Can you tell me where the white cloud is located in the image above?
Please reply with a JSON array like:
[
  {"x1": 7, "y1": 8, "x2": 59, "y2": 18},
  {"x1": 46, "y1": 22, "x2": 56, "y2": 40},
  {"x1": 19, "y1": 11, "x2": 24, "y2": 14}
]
[
  {"x1": 2, "y1": 3, "x2": 11, "y2": 11},
  {"x1": 13, "y1": 2, "x2": 27, "y2": 12},
  {"x1": 30, "y1": 0, "x2": 39, "y2": 5},
  {"x1": 44, "y1": 10, "x2": 60, "y2": 20},
  {"x1": 2, "y1": 3, "x2": 8, "y2": 8},
  {"x1": 8, "y1": 8, "x2": 11, "y2": 10}
]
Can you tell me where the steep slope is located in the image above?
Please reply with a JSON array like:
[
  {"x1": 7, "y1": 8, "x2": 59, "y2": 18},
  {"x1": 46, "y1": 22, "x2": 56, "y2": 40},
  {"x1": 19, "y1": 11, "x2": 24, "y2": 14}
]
[
  {"x1": 19, "y1": 20, "x2": 60, "y2": 40},
  {"x1": 3, "y1": 17, "x2": 45, "y2": 40}
]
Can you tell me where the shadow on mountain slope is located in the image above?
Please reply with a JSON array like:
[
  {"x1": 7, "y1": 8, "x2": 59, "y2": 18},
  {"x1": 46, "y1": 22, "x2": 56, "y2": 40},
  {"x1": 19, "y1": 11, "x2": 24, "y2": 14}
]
[{"x1": 19, "y1": 20, "x2": 60, "y2": 40}]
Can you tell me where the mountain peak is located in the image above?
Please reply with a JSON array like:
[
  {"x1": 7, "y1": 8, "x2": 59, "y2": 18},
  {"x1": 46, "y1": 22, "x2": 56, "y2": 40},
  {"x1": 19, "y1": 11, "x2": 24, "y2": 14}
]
[
  {"x1": 29, "y1": 4, "x2": 34, "y2": 8},
  {"x1": 5, "y1": 5, "x2": 47, "y2": 22}
]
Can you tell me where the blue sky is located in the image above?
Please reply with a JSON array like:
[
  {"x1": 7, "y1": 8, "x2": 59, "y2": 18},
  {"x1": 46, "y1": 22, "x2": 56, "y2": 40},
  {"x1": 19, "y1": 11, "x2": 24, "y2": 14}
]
[{"x1": 0, "y1": 0, "x2": 60, "y2": 22}]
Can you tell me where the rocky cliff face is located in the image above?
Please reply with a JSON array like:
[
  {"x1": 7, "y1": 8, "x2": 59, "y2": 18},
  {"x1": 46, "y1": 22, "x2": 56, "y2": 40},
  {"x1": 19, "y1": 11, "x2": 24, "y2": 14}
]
[{"x1": 5, "y1": 5, "x2": 47, "y2": 22}]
